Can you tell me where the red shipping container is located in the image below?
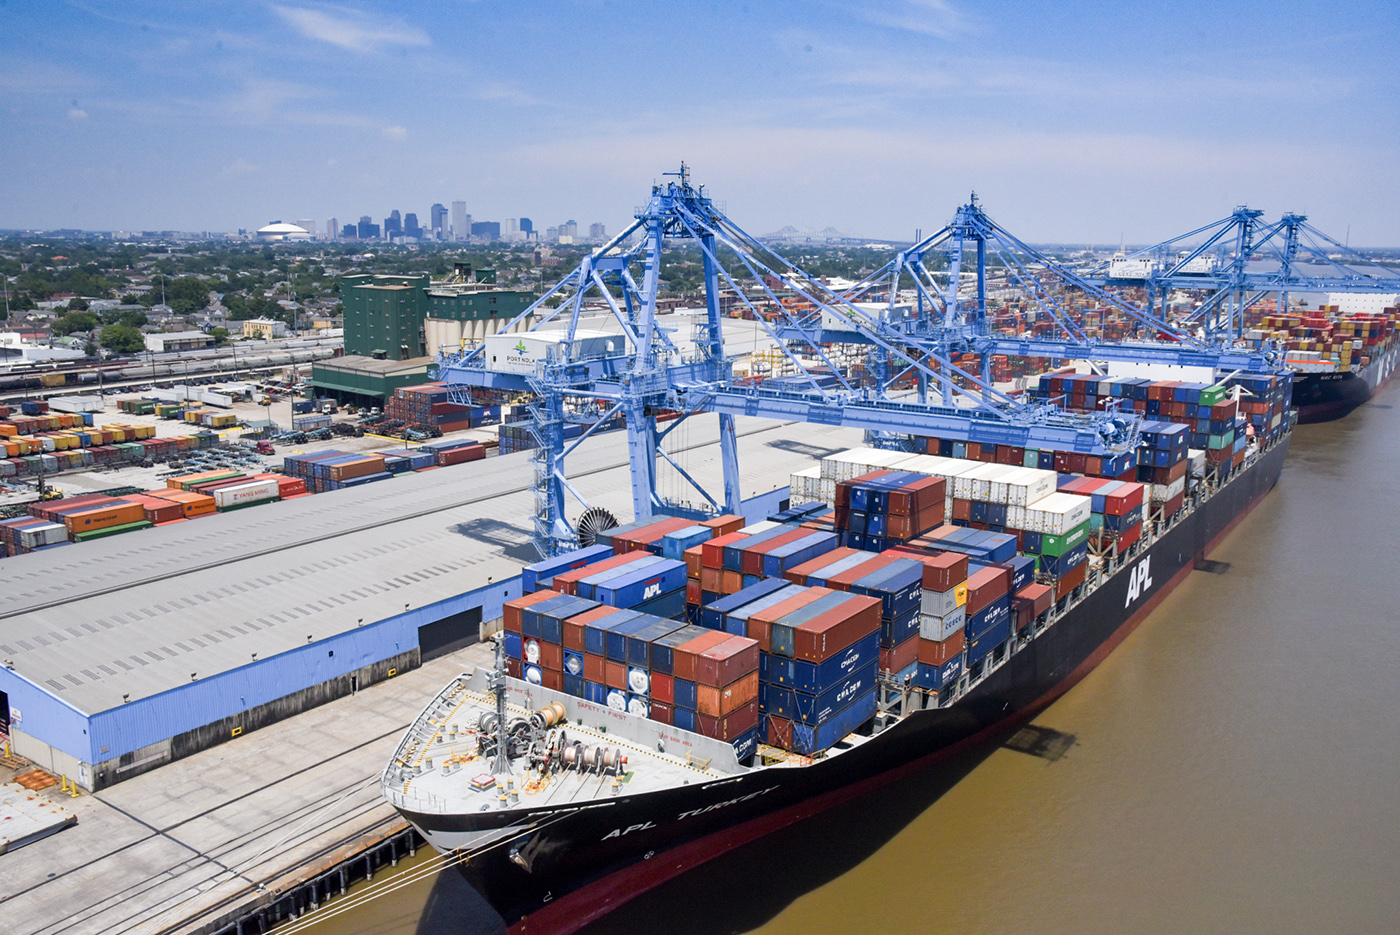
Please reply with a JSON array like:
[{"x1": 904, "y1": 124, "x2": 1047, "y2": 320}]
[
  {"x1": 694, "y1": 636, "x2": 760, "y2": 687},
  {"x1": 1102, "y1": 482, "x2": 1144, "y2": 515},
  {"x1": 540, "y1": 668, "x2": 563, "y2": 692},
  {"x1": 720, "y1": 570, "x2": 743, "y2": 594},
  {"x1": 506, "y1": 658, "x2": 522, "y2": 679},
  {"x1": 879, "y1": 634, "x2": 920, "y2": 674},
  {"x1": 686, "y1": 577, "x2": 702, "y2": 605},
  {"x1": 583, "y1": 653, "x2": 605, "y2": 683},
  {"x1": 766, "y1": 715, "x2": 794, "y2": 750},
  {"x1": 604, "y1": 661, "x2": 628, "y2": 690},
  {"x1": 784, "y1": 547, "x2": 862, "y2": 586},
  {"x1": 702, "y1": 531, "x2": 749, "y2": 569},
  {"x1": 551, "y1": 552, "x2": 649, "y2": 595},
  {"x1": 965, "y1": 565, "x2": 1012, "y2": 616},
  {"x1": 699, "y1": 566, "x2": 724, "y2": 594},
  {"x1": 563, "y1": 606, "x2": 615, "y2": 651},
  {"x1": 649, "y1": 700, "x2": 674, "y2": 726},
  {"x1": 700, "y1": 514, "x2": 745, "y2": 536},
  {"x1": 436, "y1": 444, "x2": 485, "y2": 467},
  {"x1": 793, "y1": 596, "x2": 881, "y2": 663},
  {"x1": 913, "y1": 550, "x2": 969, "y2": 592},
  {"x1": 917, "y1": 630, "x2": 965, "y2": 665},
  {"x1": 614, "y1": 517, "x2": 694, "y2": 554},
  {"x1": 696, "y1": 698, "x2": 759, "y2": 741},
  {"x1": 651, "y1": 672, "x2": 674, "y2": 704},
  {"x1": 886, "y1": 475, "x2": 945, "y2": 516},
  {"x1": 1054, "y1": 562, "x2": 1088, "y2": 600},
  {"x1": 739, "y1": 529, "x2": 809, "y2": 577},
  {"x1": 951, "y1": 499, "x2": 972, "y2": 522},
  {"x1": 503, "y1": 590, "x2": 558, "y2": 633},
  {"x1": 671, "y1": 630, "x2": 733, "y2": 682},
  {"x1": 823, "y1": 553, "x2": 901, "y2": 592},
  {"x1": 696, "y1": 670, "x2": 760, "y2": 717},
  {"x1": 747, "y1": 587, "x2": 831, "y2": 651},
  {"x1": 683, "y1": 545, "x2": 704, "y2": 578}
]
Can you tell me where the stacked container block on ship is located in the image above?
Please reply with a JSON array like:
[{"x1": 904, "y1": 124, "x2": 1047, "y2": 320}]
[
  {"x1": 507, "y1": 547, "x2": 765, "y2": 761},
  {"x1": 1055, "y1": 476, "x2": 1148, "y2": 553},
  {"x1": 834, "y1": 469, "x2": 946, "y2": 552},
  {"x1": 739, "y1": 583, "x2": 882, "y2": 756}
]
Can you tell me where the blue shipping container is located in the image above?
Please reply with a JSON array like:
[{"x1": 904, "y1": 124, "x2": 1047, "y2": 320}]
[{"x1": 788, "y1": 691, "x2": 879, "y2": 755}]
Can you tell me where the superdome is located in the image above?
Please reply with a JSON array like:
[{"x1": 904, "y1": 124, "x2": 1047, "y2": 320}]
[{"x1": 256, "y1": 222, "x2": 311, "y2": 242}]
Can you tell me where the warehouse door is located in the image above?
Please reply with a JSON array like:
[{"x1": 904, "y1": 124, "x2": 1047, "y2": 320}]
[
  {"x1": 418, "y1": 607, "x2": 483, "y2": 661},
  {"x1": 0, "y1": 688, "x2": 8, "y2": 738}
]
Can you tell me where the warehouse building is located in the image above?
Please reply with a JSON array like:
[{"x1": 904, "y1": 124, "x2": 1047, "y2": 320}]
[{"x1": 0, "y1": 418, "x2": 852, "y2": 790}]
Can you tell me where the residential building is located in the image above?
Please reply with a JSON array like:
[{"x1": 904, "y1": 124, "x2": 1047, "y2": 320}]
[{"x1": 242, "y1": 318, "x2": 288, "y2": 339}]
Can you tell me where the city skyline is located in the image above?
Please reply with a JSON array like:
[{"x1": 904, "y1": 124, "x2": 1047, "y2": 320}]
[{"x1": 1, "y1": 3, "x2": 1397, "y2": 244}]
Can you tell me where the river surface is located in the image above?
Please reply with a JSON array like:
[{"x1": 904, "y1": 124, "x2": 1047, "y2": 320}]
[{"x1": 296, "y1": 384, "x2": 1400, "y2": 935}]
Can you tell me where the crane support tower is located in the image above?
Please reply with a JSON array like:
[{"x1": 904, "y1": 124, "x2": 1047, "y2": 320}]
[{"x1": 439, "y1": 168, "x2": 1159, "y2": 559}]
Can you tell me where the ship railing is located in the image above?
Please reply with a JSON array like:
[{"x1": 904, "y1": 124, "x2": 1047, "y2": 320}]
[{"x1": 383, "y1": 787, "x2": 450, "y2": 814}]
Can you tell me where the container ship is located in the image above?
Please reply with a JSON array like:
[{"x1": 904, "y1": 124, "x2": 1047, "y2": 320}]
[
  {"x1": 1241, "y1": 303, "x2": 1399, "y2": 423},
  {"x1": 381, "y1": 370, "x2": 1292, "y2": 934}
]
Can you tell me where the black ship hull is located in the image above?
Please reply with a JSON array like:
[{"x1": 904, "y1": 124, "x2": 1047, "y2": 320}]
[
  {"x1": 398, "y1": 437, "x2": 1290, "y2": 934},
  {"x1": 1291, "y1": 341, "x2": 1399, "y2": 423}
]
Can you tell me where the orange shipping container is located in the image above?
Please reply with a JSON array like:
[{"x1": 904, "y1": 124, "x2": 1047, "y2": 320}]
[
  {"x1": 63, "y1": 502, "x2": 146, "y2": 534},
  {"x1": 695, "y1": 670, "x2": 760, "y2": 717},
  {"x1": 148, "y1": 489, "x2": 217, "y2": 517}
]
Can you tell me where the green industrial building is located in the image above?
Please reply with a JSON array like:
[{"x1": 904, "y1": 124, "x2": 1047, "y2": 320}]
[{"x1": 314, "y1": 266, "x2": 536, "y2": 403}]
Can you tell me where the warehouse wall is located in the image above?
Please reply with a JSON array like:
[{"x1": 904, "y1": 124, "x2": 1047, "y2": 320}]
[
  {"x1": 0, "y1": 666, "x2": 92, "y2": 770},
  {"x1": 78, "y1": 576, "x2": 522, "y2": 790}
]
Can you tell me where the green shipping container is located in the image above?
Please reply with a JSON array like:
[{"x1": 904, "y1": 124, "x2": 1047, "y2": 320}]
[
  {"x1": 74, "y1": 520, "x2": 152, "y2": 542},
  {"x1": 1038, "y1": 522, "x2": 1089, "y2": 557}
]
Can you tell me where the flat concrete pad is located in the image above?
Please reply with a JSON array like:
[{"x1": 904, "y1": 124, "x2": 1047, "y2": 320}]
[
  {"x1": 0, "y1": 640, "x2": 494, "y2": 935},
  {"x1": 0, "y1": 782, "x2": 77, "y2": 854}
]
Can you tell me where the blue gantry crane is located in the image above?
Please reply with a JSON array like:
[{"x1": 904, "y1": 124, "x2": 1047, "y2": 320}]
[
  {"x1": 1084, "y1": 207, "x2": 1400, "y2": 338},
  {"x1": 438, "y1": 169, "x2": 1154, "y2": 557}
]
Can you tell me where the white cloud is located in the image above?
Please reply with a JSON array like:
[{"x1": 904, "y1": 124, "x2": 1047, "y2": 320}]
[
  {"x1": 219, "y1": 158, "x2": 260, "y2": 177},
  {"x1": 854, "y1": 0, "x2": 969, "y2": 39},
  {"x1": 275, "y1": 6, "x2": 430, "y2": 52},
  {"x1": 381, "y1": 125, "x2": 407, "y2": 141},
  {"x1": 68, "y1": 108, "x2": 89, "y2": 121}
]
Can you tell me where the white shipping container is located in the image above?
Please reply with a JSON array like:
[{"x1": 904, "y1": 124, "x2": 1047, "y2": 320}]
[
  {"x1": 919, "y1": 606, "x2": 966, "y2": 641},
  {"x1": 213, "y1": 479, "x2": 280, "y2": 509},
  {"x1": 1001, "y1": 467, "x2": 1057, "y2": 507},
  {"x1": 1151, "y1": 476, "x2": 1186, "y2": 502},
  {"x1": 46, "y1": 395, "x2": 105, "y2": 413},
  {"x1": 920, "y1": 586, "x2": 961, "y2": 617},
  {"x1": 19, "y1": 522, "x2": 68, "y2": 548},
  {"x1": 737, "y1": 520, "x2": 782, "y2": 535},
  {"x1": 484, "y1": 329, "x2": 624, "y2": 375},
  {"x1": 1034, "y1": 493, "x2": 1093, "y2": 534}
]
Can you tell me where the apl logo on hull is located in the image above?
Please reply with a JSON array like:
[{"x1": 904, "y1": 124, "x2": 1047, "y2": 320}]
[{"x1": 1124, "y1": 556, "x2": 1153, "y2": 607}]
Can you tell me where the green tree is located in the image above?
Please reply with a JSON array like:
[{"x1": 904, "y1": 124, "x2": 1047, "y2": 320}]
[
  {"x1": 99, "y1": 323, "x2": 145, "y2": 353},
  {"x1": 210, "y1": 327, "x2": 230, "y2": 345},
  {"x1": 67, "y1": 297, "x2": 90, "y2": 311},
  {"x1": 52, "y1": 311, "x2": 101, "y2": 335},
  {"x1": 166, "y1": 276, "x2": 211, "y2": 315},
  {"x1": 118, "y1": 309, "x2": 148, "y2": 327}
]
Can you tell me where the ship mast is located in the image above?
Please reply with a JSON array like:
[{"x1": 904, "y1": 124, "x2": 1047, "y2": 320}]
[{"x1": 489, "y1": 634, "x2": 511, "y2": 776}]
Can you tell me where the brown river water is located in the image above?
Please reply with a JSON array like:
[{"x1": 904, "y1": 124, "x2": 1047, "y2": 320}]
[{"x1": 295, "y1": 384, "x2": 1400, "y2": 935}]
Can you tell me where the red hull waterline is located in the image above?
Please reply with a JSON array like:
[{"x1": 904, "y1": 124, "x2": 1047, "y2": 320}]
[{"x1": 512, "y1": 472, "x2": 1283, "y2": 935}]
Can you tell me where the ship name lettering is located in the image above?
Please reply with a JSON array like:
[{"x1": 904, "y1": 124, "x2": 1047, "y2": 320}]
[
  {"x1": 1124, "y1": 557, "x2": 1154, "y2": 607},
  {"x1": 675, "y1": 785, "x2": 778, "y2": 822},
  {"x1": 601, "y1": 821, "x2": 656, "y2": 840}
]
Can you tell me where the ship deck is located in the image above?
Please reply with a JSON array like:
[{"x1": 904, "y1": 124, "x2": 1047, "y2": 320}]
[{"x1": 382, "y1": 669, "x2": 741, "y2": 817}]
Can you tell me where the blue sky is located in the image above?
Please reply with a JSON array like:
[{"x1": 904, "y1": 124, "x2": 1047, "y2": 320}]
[{"x1": 2, "y1": 1, "x2": 1397, "y2": 243}]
